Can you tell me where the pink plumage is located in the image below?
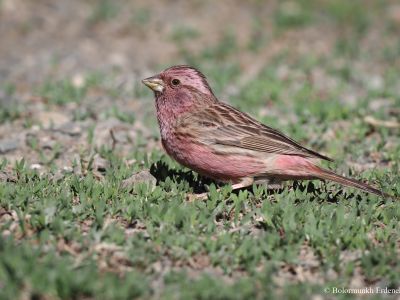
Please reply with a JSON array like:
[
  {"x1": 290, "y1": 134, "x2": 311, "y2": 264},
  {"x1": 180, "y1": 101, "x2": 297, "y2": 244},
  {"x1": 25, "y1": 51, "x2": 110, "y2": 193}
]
[{"x1": 142, "y1": 65, "x2": 390, "y2": 198}]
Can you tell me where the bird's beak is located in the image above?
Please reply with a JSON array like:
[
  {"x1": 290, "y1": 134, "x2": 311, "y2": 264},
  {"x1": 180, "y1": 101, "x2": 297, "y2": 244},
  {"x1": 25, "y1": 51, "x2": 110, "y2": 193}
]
[{"x1": 142, "y1": 76, "x2": 164, "y2": 93}]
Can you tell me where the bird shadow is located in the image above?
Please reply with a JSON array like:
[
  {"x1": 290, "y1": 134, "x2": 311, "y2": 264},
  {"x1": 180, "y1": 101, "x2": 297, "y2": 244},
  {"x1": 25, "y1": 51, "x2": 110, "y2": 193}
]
[
  {"x1": 149, "y1": 160, "x2": 218, "y2": 194},
  {"x1": 150, "y1": 160, "x2": 359, "y2": 202},
  {"x1": 292, "y1": 181, "x2": 361, "y2": 203}
]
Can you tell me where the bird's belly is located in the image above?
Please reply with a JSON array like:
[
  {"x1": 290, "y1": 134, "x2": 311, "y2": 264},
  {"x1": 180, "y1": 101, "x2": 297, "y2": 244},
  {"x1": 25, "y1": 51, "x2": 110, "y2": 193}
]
[{"x1": 161, "y1": 137, "x2": 265, "y2": 182}]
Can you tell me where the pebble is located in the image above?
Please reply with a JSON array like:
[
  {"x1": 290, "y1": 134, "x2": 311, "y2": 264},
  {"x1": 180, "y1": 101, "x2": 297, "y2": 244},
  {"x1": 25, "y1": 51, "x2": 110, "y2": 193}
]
[
  {"x1": 93, "y1": 118, "x2": 134, "y2": 148},
  {"x1": 35, "y1": 111, "x2": 69, "y2": 129},
  {"x1": 30, "y1": 164, "x2": 42, "y2": 170},
  {"x1": 91, "y1": 153, "x2": 109, "y2": 172},
  {"x1": 55, "y1": 122, "x2": 82, "y2": 136},
  {"x1": 121, "y1": 170, "x2": 157, "y2": 191},
  {"x1": 39, "y1": 135, "x2": 51, "y2": 148},
  {"x1": 0, "y1": 138, "x2": 19, "y2": 154}
]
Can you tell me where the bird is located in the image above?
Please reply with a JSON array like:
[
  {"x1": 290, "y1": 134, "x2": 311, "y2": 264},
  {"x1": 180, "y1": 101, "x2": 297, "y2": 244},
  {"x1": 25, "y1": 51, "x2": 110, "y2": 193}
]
[{"x1": 142, "y1": 65, "x2": 391, "y2": 198}]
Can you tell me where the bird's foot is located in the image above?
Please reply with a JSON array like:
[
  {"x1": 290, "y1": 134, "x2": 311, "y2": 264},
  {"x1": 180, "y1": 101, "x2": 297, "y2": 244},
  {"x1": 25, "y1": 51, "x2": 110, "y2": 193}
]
[
  {"x1": 186, "y1": 177, "x2": 255, "y2": 201},
  {"x1": 186, "y1": 192, "x2": 209, "y2": 202}
]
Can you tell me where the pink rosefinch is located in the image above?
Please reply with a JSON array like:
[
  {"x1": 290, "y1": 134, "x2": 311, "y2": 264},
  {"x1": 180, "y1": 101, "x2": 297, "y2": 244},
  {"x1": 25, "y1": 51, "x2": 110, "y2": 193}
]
[{"x1": 142, "y1": 65, "x2": 390, "y2": 197}]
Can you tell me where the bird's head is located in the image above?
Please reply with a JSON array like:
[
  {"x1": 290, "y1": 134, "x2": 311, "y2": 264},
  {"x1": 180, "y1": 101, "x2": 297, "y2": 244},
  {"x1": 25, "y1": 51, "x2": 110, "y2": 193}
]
[{"x1": 142, "y1": 65, "x2": 215, "y2": 105}]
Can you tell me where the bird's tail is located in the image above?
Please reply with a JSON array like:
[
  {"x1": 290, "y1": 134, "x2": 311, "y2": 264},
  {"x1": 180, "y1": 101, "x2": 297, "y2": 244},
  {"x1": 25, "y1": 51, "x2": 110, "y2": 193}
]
[{"x1": 314, "y1": 166, "x2": 393, "y2": 198}]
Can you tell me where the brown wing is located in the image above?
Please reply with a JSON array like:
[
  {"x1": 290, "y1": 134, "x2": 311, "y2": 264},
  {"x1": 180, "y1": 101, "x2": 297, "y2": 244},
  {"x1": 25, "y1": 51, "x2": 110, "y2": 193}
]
[{"x1": 177, "y1": 102, "x2": 333, "y2": 161}]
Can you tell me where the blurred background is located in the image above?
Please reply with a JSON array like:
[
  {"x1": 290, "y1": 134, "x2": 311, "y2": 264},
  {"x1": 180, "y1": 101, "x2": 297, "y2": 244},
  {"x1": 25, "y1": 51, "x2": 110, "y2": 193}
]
[{"x1": 0, "y1": 0, "x2": 399, "y2": 171}]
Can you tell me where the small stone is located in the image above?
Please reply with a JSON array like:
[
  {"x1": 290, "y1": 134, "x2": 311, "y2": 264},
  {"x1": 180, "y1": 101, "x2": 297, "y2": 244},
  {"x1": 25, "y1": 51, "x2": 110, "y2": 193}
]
[
  {"x1": 121, "y1": 170, "x2": 156, "y2": 191},
  {"x1": 72, "y1": 73, "x2": 85, "y2": 88},
  {"x1": 93, "y1": 119, "x2": 121, "y2": 149},
  {"x1": 52, "y1": 166, "x2": 73, "y2": 182},
  {"x1": 125, "y1": 159, "x2": 137, "y2": 166},
  {"x1": 55, "y1": 122, "x2": 82, "y2": 136},
  {"x1": 36, "y1": 111, "x2": 69, "y2": 129},
  {"x1": 52, "y1": 171, "x2": 64, "y2": 182},
  {"x1": 39, "y1": 136, "x2": 56, "y2": 150},
  {"x1": 2, "y1": 230, "x2": 11, "y2": 237},
  {"x1": 30, "y1": 125, "x2": 41, "y2": 132},
  {"x1": 0, "y1": 138, "x2": 19, "y2": 154},
  {"x1": 110, "y1": 127, "x2": 131, "y2": 144},
  {"x1": 91, "y1": 154, "x2": 109, "y2": 172},
  {"x1": 30, "y1": 164, "x2": 42, "y2": 170},
  {"x1": 63, "y1": 166, "x2": 73, "y2": 173}
]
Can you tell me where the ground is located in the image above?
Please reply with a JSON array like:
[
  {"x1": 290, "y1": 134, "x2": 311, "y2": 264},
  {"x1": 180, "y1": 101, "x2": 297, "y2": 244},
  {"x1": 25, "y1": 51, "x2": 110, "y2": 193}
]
[{"x1": 0, "y1": 0, "x2": 400, "y2": 299}]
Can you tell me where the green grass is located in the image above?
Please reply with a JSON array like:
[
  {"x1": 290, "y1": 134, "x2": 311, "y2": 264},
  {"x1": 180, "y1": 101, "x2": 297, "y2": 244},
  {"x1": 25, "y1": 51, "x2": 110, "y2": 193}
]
[
  {"x1": 39, "y1": 79, "x2": 88, "y2": 106},
  {"x1": 0, "y1": 105, "x2": 22, "y2": 124},
  {"x1": 0, "y1": 83, "x2": 22, "y2": 124},
  {"x1": 2, "y1": 1, "x2": 400, "y2": 299},
  {"x1": 0, "y1": 154, "x2": 399, "y2": 299}
]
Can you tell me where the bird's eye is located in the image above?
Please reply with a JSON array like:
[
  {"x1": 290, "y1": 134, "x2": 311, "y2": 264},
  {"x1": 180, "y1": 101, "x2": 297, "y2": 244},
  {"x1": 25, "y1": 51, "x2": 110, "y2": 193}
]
[{"x1": 171, "y1": 79, "x2": 180, "y2": 86}]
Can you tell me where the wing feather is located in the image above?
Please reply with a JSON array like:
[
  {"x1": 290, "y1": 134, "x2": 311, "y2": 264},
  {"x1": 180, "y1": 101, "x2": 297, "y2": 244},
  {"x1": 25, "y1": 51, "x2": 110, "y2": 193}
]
[{"x1": 176, "y1": 102, "x2": 332, "y2": 161}]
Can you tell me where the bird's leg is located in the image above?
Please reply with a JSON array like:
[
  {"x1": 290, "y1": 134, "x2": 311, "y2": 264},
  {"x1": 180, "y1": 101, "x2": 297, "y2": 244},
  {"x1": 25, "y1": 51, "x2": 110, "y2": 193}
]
[
  {"x1": 231, "y1": 177, "x2": 254, "y2": 190},
  {"x1": 186, "y1": 177, "x2": 254, "y2": 201},
  {"x1": 186, "y1": 192, "x2": 208, "y2": 201}
]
